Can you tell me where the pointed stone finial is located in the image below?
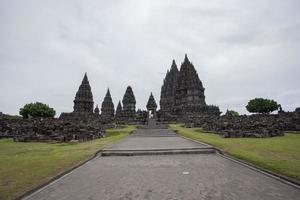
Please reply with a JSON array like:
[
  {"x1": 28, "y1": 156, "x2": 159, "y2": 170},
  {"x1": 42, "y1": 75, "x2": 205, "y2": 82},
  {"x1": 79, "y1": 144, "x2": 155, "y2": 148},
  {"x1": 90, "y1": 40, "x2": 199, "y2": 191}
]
[
  {"x1": 106, "y1": 88, "x2": 111, "y2": 97},
  {"x1": 184, "y1": 53, "x2": 190, "y2": 63},
  {"x1": 172, "y1": 59, "x2": 176, "y2": 65},
  {"x1": 170, "y1": 59, "x2": 178, "y2": 72},
  {"x1": 82, "y1": 72, "x2": 88, "y2": 83}
]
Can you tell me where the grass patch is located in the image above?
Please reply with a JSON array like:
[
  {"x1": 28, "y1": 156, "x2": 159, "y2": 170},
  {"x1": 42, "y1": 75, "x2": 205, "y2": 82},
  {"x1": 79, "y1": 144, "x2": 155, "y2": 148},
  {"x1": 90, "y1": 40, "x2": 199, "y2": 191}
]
[
  {"x1": 0, "y1": 125, "x2": 136, "y2": 200},
  {"x1": 169, "y1": 124, "x2": 300, "y2": 181}
]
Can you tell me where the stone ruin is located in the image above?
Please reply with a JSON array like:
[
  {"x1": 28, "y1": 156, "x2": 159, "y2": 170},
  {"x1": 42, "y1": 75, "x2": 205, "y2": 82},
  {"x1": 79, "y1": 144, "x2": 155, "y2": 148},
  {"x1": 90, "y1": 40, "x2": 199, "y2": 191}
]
[
  {"x1": 184, "y1": 108, "x2": 300, "y2": 138},
  {"x1": 0, "y1": 117, "x2": 105, "y2": 142},
  {"x1": 159, "y1": 54, "x2": 220, "y2": 122}
]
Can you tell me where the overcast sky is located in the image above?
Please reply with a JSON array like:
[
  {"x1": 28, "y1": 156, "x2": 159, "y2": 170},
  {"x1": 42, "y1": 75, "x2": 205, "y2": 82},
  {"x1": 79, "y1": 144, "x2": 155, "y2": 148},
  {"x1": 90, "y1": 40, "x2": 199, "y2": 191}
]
[{"x1": 0, "y1": 0, "x2": 299, "y2": 116}]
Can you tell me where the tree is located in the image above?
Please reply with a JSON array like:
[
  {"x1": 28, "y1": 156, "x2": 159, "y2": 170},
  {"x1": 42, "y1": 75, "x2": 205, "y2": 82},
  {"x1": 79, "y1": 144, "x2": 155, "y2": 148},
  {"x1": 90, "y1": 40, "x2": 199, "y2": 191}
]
[
  {"x1": 225, "y1": 109, "x2": 239, "y2": 117},
  {"x1": 246, "y1": 98, "x2": 279, "y2": 114},
  {"x1": 19, "y1": 102, "x2": 56, "y2": 119}
]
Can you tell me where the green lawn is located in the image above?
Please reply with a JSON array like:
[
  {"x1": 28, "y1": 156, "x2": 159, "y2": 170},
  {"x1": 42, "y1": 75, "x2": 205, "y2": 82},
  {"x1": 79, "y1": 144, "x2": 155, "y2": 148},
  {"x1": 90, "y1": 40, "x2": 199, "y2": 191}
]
[
  {"x1": 169, "y1": 124, "x2": 300, "y2": 181},
  {"x1": 0, "y1": 125, "x2": 136, "y2": 200}
]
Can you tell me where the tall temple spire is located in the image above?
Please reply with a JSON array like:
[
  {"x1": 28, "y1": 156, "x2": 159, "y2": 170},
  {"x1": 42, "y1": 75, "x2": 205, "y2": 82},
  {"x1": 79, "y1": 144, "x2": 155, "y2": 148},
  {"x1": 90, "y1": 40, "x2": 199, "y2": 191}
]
[
  {"x1": 101, "y1": 88, "x2": 115, "y2": 121},
  {"x1": 160, "y1": 59, "x2": 179, "y2": 113},
  {"x1": 184, "y1": 53, "x2": 190, "y2": 63},
  {"x1": 175, "y1": 54, "x2": 206, "y2": 110},
  {"x1": 73, "y1": 73, "x2": 94, "y2": 113}
]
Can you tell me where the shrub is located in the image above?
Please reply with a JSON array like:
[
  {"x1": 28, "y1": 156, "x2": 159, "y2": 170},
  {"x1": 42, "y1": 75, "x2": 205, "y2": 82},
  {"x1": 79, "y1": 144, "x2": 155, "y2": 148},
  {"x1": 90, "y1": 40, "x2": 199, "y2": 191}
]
[
  {"x1": 246, "y1": 98, "x2": 279, "y2": 114},
  {"x1": 19, "y1": 102, "x2": 56, "y2": 118},
  {"x1": 225, "y1": 110, "x2": 239, "y2": 116}
]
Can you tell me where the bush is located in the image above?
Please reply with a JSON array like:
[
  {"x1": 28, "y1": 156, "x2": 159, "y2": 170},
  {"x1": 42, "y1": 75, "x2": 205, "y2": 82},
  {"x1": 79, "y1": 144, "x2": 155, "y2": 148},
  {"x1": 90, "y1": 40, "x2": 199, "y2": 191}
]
[
  {"x1": 246, "y1": 98, "x2": 279, "y2": 114},
  {"x1": 225, "y1": 110, "x2": 239, "y2": 116},
  {"x1": 19, "y1": 102, "x2": 56, "y2": 119}
]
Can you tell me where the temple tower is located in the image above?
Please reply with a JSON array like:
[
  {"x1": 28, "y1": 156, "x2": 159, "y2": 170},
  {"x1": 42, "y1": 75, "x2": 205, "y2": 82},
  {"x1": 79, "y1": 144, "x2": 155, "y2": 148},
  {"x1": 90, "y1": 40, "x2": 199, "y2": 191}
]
[
  {"x1": 73, "y1": 73, "x2": 94, "y2": 113},
  {"x1": 175, "y1": 54, "x2": 206, "y2": 112},
  {"x1": 122, "y1": 86, "x2": 136, "y2": 122},
  {"x1": 100, "y1": 89, "x2": 115, "y2": 121},
  {"x1": 160, "y1": 60, "x2": 178, "y2": 114}
]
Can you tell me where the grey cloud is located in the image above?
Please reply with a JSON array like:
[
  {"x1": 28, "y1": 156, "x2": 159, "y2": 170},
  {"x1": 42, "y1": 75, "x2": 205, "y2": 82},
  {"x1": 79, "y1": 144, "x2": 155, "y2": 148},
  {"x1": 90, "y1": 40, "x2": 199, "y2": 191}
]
[{"x1": 0, "y1": 0, "x2": 299, "y2": 116}]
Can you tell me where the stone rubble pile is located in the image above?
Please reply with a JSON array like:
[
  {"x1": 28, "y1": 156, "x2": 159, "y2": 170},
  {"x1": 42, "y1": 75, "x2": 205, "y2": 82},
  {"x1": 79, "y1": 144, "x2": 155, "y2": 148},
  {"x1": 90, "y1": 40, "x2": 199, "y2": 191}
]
[
  {"x1": 0, "y1": 118, "x2": 105, "y2": 142},
  {"x1": 184, "y1": 108, "x2": 300, "y2": 138}
]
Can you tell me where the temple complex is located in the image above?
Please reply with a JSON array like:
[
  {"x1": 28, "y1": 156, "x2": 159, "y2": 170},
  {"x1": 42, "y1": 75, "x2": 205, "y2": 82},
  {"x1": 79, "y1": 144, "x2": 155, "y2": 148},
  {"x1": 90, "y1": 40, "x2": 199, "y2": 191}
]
[
  {"x1": 122, "y1": 86, "x2": 136, "y2": 122},
  {"x1": 3, "y1": 55, "x2": 300, "y2": 141},
  {"x1": 100, "y1": 89, "x2": 115, "y2": 122}
]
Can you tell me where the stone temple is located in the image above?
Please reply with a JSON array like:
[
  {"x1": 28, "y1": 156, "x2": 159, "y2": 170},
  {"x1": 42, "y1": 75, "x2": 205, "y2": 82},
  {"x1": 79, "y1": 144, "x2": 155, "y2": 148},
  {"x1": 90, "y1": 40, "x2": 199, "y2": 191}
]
[
  {"x1": 100, "y1": 89, "x2": 115, "y2": 123},
  {"x1": 146, "y1": 92, "x2": 157, "y2": 118},
  {"x1": 115, "y1": 101, "x2": 123, "y2": 123},
  {"x1": 160, "y1": 54, "x2": 220, "y2": 121},
  {"x1": 73, "y1": 73, "x2": 94, "y2": 113},
  {"x1": 60, "y1": 55, "x2": 219, "y2": 124},
  {"x1": 60, "y1": 73, "x2": 98, "y2": 120},
  {"x1": 122, "y1": 86, "x2": 136, "y2": 123}
]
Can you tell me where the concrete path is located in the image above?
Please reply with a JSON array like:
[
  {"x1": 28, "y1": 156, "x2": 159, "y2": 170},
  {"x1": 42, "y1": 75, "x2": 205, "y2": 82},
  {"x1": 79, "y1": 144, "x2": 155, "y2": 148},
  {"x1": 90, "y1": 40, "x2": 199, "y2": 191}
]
[{"x1": 23, "y1": 129, "x2": 300, "y2": 200}]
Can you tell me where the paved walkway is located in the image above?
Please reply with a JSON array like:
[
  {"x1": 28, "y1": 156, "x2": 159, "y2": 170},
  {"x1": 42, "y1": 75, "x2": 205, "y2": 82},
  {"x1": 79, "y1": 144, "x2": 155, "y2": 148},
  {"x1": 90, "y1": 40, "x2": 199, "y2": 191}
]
[
  {"x1": 23, "y1": 129, "x2": 300, "y2": 200},
  {"x1": 104, "y1": 129, "x2": 210, "y2": 150}
]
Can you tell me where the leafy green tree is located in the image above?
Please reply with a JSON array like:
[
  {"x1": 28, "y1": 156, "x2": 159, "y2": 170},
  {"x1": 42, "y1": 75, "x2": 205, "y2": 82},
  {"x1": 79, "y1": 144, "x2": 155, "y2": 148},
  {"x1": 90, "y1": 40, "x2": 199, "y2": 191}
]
[
  {"x1": 246, "y1": 98, "x2": 279, "y2": 114},
  {"x1": 225, "y1": 110, "x2": 239, "y2": 116},
  {"x1": 19, "y1": 102, "x2": 56, "y2": 119}
]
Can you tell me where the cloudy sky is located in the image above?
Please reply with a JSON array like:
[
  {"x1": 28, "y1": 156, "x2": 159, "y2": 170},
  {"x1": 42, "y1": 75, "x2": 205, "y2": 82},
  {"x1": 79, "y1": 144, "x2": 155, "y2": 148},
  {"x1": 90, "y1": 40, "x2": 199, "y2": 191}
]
[{"x1": 1, "y1": 0, "x2": 299, "y2": 116}]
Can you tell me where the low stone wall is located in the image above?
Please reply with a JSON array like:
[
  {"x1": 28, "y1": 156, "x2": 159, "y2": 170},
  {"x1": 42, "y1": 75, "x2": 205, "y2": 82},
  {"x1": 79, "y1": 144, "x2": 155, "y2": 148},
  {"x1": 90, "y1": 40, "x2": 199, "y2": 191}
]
[
  {"x1": 0, "y1": 118, "x2": 105, "y2": 143},
  {"x1": 184, "y1": 108, "x2": 300, "y2": 138}
]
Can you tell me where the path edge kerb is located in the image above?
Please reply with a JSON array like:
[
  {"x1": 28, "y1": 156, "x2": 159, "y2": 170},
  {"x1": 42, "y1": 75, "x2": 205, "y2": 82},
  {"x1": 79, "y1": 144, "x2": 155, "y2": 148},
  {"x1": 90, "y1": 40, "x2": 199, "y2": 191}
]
[
  {"x1": 177, "y1": 133, "x2": 300, "y2": 189},
  {"x1": 15, "y1": 129, "x2": 136, "y2": 200},
  {"x1": 15, "y1": 149, "x2": 103, "y2": 200}
]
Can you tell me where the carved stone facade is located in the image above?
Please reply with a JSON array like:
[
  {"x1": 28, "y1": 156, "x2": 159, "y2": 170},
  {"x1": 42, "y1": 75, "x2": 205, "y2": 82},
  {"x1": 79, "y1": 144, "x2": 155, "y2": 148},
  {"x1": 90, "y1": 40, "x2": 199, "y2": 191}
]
[
  {"x1": 160, "y1": 60, "x2": 178, "y2": 114},
  {"x1": 122, "y1": 86, "x2": 136, "y2": 122},
  {"x1": 100, "y1": 89, "x2": 115, "y2": 122},
  {"x1": 159, "y1": 54, "x2": 220, "y2": 122},
  {"x1": 175, "y1": 54, "x2": 206, "y2": 112}
]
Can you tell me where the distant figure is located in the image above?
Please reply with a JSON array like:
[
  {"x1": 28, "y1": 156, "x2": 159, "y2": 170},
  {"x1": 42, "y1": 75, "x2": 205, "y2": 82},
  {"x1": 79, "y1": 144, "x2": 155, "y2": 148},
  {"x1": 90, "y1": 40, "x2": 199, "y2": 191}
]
[{"x1": 149, "y1": 110, "x2": 154, "y2": 119}]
